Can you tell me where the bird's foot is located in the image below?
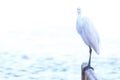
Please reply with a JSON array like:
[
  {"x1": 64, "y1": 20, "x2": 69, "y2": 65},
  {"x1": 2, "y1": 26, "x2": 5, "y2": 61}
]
[{"x1": 83, "y1": 65, "x2": 94, "y2": 72}]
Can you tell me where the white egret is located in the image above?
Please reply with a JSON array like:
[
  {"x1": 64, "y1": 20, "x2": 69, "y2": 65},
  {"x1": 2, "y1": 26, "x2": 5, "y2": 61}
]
[{"x1": 76, "y1": 8, "x2": 100, "y2": 71}]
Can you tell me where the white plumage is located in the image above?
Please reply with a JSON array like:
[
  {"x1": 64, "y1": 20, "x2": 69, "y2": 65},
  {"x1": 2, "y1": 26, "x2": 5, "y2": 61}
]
[{"x1": 76, "y1": 8, "x2": 99, "y2": 54}]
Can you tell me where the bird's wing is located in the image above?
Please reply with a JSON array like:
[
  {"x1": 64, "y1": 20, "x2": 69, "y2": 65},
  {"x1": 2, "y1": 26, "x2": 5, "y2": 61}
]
[{"x1": 83, "y1": 19, "x2": 100, "y2": 54}]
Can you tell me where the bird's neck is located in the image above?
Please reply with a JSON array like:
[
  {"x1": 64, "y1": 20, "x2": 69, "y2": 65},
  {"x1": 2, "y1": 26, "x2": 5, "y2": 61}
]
[{"x1": 77, "y1": 14, "x2": 82, "y2": 20}]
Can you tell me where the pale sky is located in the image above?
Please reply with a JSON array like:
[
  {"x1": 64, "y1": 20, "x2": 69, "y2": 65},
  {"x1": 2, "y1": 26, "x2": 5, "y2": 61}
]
[{"x1": 0, "y1": 0, "x2": 120, "y2": 57}]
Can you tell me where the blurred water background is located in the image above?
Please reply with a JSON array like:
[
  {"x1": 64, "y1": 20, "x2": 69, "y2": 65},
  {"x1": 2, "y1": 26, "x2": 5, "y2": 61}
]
[{"x1": 0, "y1": 0, "x2": 120, "y2": 80}]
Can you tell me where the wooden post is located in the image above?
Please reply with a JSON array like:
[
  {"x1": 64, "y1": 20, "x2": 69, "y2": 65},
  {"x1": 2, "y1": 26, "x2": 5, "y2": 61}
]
[{"x1": 81, "y1": 63, "x2": 98, "y2": 80}]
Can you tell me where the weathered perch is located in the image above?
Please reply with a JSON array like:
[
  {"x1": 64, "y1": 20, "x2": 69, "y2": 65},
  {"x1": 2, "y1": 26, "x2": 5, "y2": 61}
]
[{"x1": 81, "y1": 63, "x2": 98, "y2": 80}]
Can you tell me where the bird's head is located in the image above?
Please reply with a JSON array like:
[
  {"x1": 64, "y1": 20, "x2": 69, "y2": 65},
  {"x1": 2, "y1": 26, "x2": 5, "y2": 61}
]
[{"x1": 77, "y1": 8, "x2": 81, "y2": 14}]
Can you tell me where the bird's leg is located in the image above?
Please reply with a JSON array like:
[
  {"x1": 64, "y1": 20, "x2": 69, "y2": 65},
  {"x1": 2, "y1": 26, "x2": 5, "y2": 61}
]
[
  {"x1": 83, "y1": 47, "x2": 94, "y2": 71},
  {"x1": 88, "y1": 47, "x2": 94, "y2": 70},
  {"x1": 88, "y1": 47, "x2": 92, "y2": 67}
]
